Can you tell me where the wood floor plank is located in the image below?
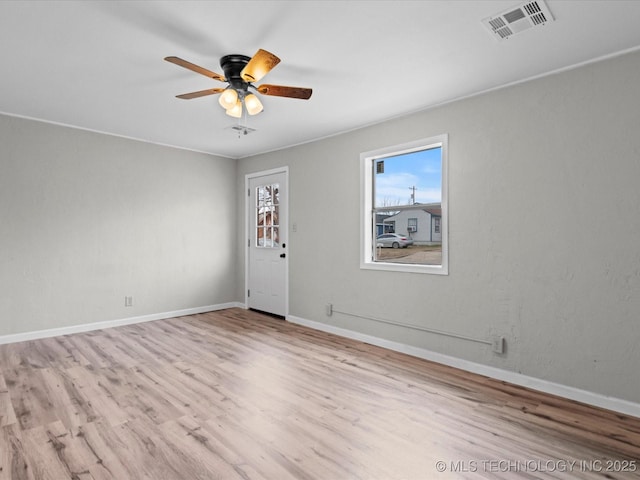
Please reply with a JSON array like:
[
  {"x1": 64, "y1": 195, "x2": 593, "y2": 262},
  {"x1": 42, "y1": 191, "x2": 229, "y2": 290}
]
[
  {"x1": 0, "y1": 308, "x2": 639, "y2": 479},
  {"x1": 3, "y1": 368, "x2": 59, "y2": 431},
  {"x1": 61, "y1": 366, "x2": 130, "y2": 428},
  {"x1": 159, "y1": 416, "x2": 256, "y2": 480},
  {"x1": 0, "y1": 373, "x2": 17, "y2": 428},
  {"x1": 21, "y1": 421, "x2": 91, "y2": 480},
  {"x1": 0, "y1": 424, "x2": 34, "y2": 480}
]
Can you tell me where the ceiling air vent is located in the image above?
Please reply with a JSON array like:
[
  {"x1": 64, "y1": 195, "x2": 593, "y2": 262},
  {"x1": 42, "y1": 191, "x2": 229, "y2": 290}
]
[{"x1": 482, "y1": 0, "x2": 554, "y2": 41}]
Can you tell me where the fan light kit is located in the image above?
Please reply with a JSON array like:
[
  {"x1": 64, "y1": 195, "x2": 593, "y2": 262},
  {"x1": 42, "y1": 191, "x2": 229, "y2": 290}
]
[{"x1": 165, "y1": 49, "x2": 312, "y2": 118}]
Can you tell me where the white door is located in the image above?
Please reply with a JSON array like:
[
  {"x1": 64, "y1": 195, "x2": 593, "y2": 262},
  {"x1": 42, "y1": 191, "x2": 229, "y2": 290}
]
[{"x1": 247, "y1": 170, "x2": 288, "y2": 317}]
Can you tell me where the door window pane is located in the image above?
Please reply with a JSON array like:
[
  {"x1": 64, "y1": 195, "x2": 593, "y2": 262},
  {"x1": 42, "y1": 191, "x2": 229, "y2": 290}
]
[{"x1": 256, "y1": 183, "x2": 280, "y2": 248}]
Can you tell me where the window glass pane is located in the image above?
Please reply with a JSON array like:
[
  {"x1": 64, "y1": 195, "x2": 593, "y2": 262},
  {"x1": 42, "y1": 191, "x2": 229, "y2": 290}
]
[
  {"x1": 256, "y1": 186, "x2": 265, "y2": 207},
  {"x1": 265, "y1": 227, "x2": 272, "y2": 247},
  {"x1": 373, "y1": 147, "x2": 442, "y2": 266},
  {"x1": 374, "y1": 148, "x2": 441, "y2": 208}
]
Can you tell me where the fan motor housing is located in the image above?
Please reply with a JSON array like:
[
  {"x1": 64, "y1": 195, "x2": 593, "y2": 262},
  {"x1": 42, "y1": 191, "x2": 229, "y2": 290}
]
[{"x1": 220, "y1": 54, "x2": 251, "y2": 91}]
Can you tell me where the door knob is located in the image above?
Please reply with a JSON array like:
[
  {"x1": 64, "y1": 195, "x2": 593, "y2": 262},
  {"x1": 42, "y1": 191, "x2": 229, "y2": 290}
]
[{"x1": 280, "y1": 253, "x2": 286, "y2": 258}]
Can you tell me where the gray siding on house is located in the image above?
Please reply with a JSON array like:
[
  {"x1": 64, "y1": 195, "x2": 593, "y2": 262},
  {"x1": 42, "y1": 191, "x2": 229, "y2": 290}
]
[{"x1": 384, "y1": 207, "x2": 442, "y2": 244}]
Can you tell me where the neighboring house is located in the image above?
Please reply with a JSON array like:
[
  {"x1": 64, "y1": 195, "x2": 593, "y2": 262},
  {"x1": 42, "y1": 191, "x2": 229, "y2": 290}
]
[{"x1": 383, "y1": 203, "x2": 441, "y2": 245}]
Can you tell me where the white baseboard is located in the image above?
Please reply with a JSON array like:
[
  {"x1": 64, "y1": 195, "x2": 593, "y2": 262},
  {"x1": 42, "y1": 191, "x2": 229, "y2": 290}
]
[
  {"x1": 0, "y1": 302, "x2": 244, "y2": 345},
  {"x1": 287, "y1": 314, "x2": 640, "y2": 419}
]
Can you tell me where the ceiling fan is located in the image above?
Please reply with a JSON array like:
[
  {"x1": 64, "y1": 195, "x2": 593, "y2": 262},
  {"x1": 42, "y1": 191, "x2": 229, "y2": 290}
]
[{"x1": 165, "y1": 49, "x2": 312, "y2": 118}]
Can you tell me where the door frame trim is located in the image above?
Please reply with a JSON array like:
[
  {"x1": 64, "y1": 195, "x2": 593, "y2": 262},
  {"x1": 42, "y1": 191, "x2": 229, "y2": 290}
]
[{"x1": 244, "y1": 166, "x2": 289, "y2": 317}]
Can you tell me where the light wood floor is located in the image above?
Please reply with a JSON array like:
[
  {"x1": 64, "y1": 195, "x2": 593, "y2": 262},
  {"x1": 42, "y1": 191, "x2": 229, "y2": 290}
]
[{"x1": 0, "y1": 308, "x2": 639, "y2": 480}]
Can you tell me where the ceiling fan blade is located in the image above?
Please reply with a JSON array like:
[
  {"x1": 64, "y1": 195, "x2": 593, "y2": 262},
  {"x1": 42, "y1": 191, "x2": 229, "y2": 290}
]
[
  {"x1": 165, "y1": 56, "x2": 225, "y2": 82},
  {"x1": 256, "y1": 84, "x2": 313, "y2": 100},
  {"x1": 241, "y1": 49, "x2": 281, "y2": 83},
  {"x1": 176, "y1": 88, "x2": 225, "y2": 99}
]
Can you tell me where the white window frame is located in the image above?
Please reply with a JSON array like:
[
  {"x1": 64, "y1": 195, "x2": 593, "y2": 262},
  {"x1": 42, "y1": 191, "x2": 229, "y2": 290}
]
[{"x1": 360, "y1": 134, "x2": 448, "y2": 275}]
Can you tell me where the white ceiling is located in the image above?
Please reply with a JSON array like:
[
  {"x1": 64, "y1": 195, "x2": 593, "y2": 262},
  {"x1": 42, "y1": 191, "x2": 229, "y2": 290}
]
[{"x1": 1, "y1": 1, "x2": 640, "y2": 159}]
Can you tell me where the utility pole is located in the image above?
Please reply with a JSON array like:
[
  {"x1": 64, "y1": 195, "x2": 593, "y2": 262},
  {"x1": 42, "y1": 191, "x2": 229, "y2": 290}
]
[{"x1": 409, "y1": 185, "x2": 417, "y2": 204}]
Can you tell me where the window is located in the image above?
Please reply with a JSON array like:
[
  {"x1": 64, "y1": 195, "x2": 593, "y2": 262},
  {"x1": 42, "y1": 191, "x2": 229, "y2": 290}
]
[
  {"x1": 360, "y1": 134, "x2": 448, "y2": 274},
  {"x1": 256, "y1": 183, "x2": 280, "y2": 247},
  {"x1": 384, "y1": 220, "x2": 395, "y2": 233},
  {"x1": 408, "y1": 217, "x2": 418, "y2": 233}
]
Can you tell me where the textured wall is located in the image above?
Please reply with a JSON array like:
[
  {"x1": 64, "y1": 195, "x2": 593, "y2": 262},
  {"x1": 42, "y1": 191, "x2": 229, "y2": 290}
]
[
  {"x1": 237, "y1": 49, "x2": 640, "y2": 404},
  {"x1": 0, "y1": 115, "x2": 237, "y2": 335}
]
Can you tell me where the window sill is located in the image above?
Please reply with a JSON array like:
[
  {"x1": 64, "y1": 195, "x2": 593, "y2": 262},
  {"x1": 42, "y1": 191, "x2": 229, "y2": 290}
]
[{"x1": 360, "y1": 260, "x2": 448, "y2": 275}]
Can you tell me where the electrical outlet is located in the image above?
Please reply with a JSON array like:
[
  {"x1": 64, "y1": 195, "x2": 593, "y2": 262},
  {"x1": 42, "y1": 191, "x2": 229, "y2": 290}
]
[
  {"x1": 125, "y1": 296, "x2": 133, "y2": 307},
  {"x1": 326, "y1": 303, "x2": 333, "y2": 316},
  {"x1": 492, "y1": 336, "x2": 505, "y2": 354}
]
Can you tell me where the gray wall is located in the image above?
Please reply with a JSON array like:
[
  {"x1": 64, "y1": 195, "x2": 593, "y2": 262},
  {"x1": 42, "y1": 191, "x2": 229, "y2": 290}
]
[
  {"x1": 237, "y1": 49, "x2": 640, "y2": 404},
  {"x1": 0, "y1": 115, "x2": 237, "y2": 335}
]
